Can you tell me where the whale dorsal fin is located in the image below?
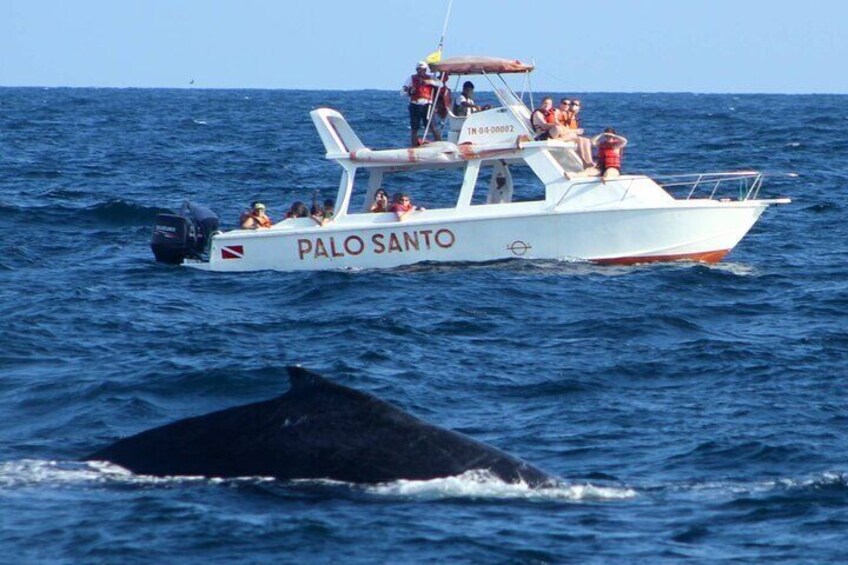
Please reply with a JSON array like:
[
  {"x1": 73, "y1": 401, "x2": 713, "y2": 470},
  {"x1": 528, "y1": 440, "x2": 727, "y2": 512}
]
[{"x1": 287, "y1": 366, "x2": 330, "y2": 391}]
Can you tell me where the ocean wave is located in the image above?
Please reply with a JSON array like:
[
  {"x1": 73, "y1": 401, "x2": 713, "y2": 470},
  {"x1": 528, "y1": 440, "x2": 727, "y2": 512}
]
[{"x1": 663, "y1": 440, "x2": 808, "y2": 470}]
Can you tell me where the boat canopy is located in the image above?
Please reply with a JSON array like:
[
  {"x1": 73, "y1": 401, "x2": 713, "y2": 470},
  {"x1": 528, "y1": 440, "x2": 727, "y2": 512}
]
[{"x1": 429, "y1": 56, "x2": 534, "y2": 75}]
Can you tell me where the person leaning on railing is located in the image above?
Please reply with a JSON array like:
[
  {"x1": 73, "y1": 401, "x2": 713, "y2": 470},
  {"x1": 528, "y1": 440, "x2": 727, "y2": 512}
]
[{"x1": 390, "y1": 192, "x2": 426, "y2": 222}]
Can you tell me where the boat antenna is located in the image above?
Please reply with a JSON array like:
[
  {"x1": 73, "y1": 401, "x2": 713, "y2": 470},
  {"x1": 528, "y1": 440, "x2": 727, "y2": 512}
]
[
  {"x1": 437, "y1": 0, "x2": 453, "y2": 55},
  {"x1": 421, "y1": 0, "x2": 453, "y2": 142},
  {"x1": 425, "y1": 0, "x2": 453, "y2": 64}
]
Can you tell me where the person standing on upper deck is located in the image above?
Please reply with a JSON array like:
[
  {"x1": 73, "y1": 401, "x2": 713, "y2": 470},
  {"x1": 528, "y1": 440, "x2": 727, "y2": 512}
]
[{"x1": 403, "y1": 62, "x2": 443, "y2": 147}]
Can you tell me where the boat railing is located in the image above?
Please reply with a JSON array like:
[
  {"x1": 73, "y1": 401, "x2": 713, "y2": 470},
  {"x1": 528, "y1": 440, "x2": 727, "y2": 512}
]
[{"x1": 654, "y1": 171, "x2": 796, "y2": 201}]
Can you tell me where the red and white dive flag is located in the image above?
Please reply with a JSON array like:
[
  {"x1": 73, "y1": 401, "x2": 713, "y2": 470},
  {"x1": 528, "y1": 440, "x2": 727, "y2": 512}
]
[{"x1": 221, "y1": 245, "x2": 244, "y2": 259}]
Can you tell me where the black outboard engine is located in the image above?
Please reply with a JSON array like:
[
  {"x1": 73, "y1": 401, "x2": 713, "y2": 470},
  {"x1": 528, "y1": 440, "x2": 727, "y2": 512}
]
[{"x1": 151, "y1": 201, "x2": 219, "y2": 264}]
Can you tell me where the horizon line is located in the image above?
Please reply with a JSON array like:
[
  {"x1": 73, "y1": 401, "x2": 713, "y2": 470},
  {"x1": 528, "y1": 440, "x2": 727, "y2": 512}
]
[{"x1": 1, "y1": 85, "x2": 845, "y2": 96}]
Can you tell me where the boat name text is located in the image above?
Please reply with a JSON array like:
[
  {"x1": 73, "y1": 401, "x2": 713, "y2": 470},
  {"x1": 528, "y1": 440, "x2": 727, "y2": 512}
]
[{"x1": 298, "y1": 229, "x2": 456, "y2": 260}]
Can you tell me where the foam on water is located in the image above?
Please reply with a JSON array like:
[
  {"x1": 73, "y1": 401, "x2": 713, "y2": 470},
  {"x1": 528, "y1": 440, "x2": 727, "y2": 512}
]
[
  {"x1": 364, "y1": 470, "x2": 636, "y2": 501},
  {"x1": 0, "y1": 459, "x2": 279, "y2": 489}
]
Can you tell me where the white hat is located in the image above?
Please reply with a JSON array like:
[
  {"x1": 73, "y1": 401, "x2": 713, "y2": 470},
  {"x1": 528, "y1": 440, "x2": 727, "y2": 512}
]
[{"x1": 416, "y1": 61, "x2": 428, "y2": 70}]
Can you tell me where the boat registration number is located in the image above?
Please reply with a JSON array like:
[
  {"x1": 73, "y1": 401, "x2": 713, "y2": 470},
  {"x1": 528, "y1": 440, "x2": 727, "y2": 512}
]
[{"x1": 465, "y1": 125, "x2": 515, "y2": 135}]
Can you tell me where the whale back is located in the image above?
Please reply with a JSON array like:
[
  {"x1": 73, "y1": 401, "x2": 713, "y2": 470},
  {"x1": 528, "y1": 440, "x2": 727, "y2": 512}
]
[{"x1": 86, "y1": 367, "x2": 554, "y2": 486}]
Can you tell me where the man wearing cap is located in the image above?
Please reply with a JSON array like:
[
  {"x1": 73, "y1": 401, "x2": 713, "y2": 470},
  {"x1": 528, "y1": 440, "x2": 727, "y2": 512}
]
[
  {"x1": 402, "y1": 62, "x2": 443, "y2": 147},
  {"x1": 240, "y1": 201, "x2": 273, "y2": 229}
]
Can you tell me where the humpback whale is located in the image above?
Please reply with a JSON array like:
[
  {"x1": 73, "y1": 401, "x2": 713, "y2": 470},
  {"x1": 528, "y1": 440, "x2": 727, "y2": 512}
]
[{"x1": 86, "y1": 367, "x2": 555, "y2": 486}]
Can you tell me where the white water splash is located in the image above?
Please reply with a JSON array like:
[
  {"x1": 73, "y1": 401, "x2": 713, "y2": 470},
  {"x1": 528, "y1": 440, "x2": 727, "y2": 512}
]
[
  {"x1": 364, "y1": 470, "x2": 636, "y2": 502},
  {"x1": 0, "y1": 459, "x2": 275, "y2": 489},
  {"x1": 0, "y1": 459, "x2": 135, "y2": 488},
  {"x1": 0, "y1": 461, "x2": 636, "y2": 502}
]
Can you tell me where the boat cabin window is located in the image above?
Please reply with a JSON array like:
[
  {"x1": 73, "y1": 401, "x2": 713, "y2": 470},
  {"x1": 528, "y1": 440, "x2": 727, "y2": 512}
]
[
  {"x1": 468, "y1": 162, "x2": 545, "y2": 206},
  {"x1": 347, "y1": 161, "x2": 546, "y2": 214}
]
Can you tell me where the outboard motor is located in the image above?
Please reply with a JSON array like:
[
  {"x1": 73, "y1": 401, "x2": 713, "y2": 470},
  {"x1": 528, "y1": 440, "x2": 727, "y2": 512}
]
[{"x1": 151, "y1": 201, "x2": 219, "y2": 264}]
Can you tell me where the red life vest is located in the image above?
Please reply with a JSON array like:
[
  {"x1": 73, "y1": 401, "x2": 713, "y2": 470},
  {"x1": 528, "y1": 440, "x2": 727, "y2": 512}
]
[
  {"x1": 390, "y1": 202, "x2": 414, "y2": 214},
  {"x1": 410, "y1": 74, "x2": 435, "y2": 102},
  {"x1": 598, "y1": 142, "x2": 622, "y2": 170}
]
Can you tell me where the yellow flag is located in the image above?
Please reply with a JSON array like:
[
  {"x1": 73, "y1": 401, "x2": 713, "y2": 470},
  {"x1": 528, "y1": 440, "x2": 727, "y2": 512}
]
[{"x1": 425, "y1": 49, "x2": 442, "y2": 64}]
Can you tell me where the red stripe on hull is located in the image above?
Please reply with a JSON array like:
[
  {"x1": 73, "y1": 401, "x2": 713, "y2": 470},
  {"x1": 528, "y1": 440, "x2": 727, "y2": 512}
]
[{"x1": 593, "y1": 249, "x2": 730, "y2": 266}]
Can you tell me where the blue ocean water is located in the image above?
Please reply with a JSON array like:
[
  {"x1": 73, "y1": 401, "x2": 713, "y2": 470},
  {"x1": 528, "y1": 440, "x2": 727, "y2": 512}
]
[{"x1": 1, "y1": 87, "x2": 847, "y2": 563}]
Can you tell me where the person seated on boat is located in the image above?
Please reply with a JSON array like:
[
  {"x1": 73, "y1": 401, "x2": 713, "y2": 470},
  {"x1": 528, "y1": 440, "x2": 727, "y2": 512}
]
[
  {"x1": 390, "y1": 192, "x2": 425, "y2": 222},
  {"x1": 402, "y1": 62, "x2": 443, "y2": 147},
  {"x1": 592, "y1": 128, "x2": 629, "y2": 181},
  {"x1": 530, "y1": 97, "x2": 568, "y2": 141},
  {"x1": 369, "y1": 188, "x2": 390, "y2": 213},
  {"x1": 557, "y1": 98, "x2": 595, "y2": 169},
  {"x1": 452, "y1": 81, "x2": 491, "y2": 117},
  {"x1": 240, "y1": 201, "x2": 273, "y2": 229},
  {"x1": 311, "y1": 198, "x2": 335, "y2": 227},
  {"x1": 285, "y1": 201, "x2": 309, "y2": 220}
]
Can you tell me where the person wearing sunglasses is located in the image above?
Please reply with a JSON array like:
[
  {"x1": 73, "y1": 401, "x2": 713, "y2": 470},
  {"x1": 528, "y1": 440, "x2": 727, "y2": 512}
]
[
  {"x1": 557, "y1": 99, "x2": 577, "y2": 128},
  {"x1": 390, "y1": 192, "x2": 426, "y2": 222},
  {"x1": 560, "y1": 99, "x2": 595, "y2": 169}
]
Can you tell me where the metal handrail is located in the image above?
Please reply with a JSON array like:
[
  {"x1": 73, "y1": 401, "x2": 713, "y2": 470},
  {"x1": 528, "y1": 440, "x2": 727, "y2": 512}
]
[{"x1": 655, "y1": 171, "x2": 795, "y2": 202}]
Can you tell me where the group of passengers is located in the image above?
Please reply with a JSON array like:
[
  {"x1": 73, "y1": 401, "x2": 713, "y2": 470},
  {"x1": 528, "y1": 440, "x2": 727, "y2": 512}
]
[
  {"x1": 402, "y1": 61, "x2": 628, "y2": 181},
  {"x1": 530, "y1": 96, "x2": 628, "y2": 180},
  {"x1": 370, "y1": 189, "x2": 425, "y2": 222},
  {"x1": 239, "y1": 197, "x2": 335, "y2": 230},
  {"x1": 240, "y1": 191, "x2": 424, "y2": 230}
]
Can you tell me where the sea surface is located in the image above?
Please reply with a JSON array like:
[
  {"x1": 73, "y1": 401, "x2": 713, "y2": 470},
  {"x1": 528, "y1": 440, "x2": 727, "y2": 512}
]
[{"x1": 1, "y1": 88, "x2": 847, "y2": 564}]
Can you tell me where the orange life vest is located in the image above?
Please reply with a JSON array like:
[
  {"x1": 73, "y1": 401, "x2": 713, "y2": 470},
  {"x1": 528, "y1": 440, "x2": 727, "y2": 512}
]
[
  {"x1": 410, "y1": 74, "x2": 435, "y2": 102},
  {"x1": 598, "y1": 142, "x2": 622, "y2": 170},
  {"x1": 241, "y1": 211, "x2": 272, "y2": 228}
]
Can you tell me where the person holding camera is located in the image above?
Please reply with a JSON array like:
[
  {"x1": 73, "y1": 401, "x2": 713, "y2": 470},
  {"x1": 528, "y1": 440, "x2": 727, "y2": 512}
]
[
  {"x1": 390, "y1": 192, "x2": 425, "y2": 222},
  {"x1": 370, "y1": 188, "x2": 390, "y2": 213}
]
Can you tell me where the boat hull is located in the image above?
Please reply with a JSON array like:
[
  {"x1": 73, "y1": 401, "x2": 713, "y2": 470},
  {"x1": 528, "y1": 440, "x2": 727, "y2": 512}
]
[{"x1": 187, "y1": 202, "x2": 769, "y2": 272}]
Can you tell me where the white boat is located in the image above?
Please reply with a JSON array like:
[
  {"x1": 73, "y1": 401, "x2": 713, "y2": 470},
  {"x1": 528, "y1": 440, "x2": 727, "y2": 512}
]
[{"x1": 151, "y1": 56, "x2": 790, "y2": 273}]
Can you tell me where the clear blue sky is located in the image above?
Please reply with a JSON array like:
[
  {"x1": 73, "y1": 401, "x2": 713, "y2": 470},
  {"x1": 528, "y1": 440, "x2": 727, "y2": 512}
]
[{"x1": 2, "y1": 0, "x2": 846, "y2": 93}]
